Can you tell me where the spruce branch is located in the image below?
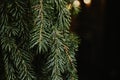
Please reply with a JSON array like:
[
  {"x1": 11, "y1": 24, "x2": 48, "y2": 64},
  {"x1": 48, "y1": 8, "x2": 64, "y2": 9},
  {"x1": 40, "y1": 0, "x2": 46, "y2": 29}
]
[
  {"x1": 47, "y1": 30, "x2": 65, "y2": 80},
  {"x1": 45, "y1": 0, "x2": 79, "y2": 80},
  {"x1": 0, "y1": 0, "x2": 80, "y2": 80},
  {"x1": 30, "y1": 0, "x2": 50, "y2": 53},
  {"x1": 0, "y1": 0, "x2": 36, "y2": 80},
  {"x1": 3, "y1": 53, "x2": 18, "y2": 80},
  {"x1": 1, "y1": 34, "x2": 36, "y2": 80}
]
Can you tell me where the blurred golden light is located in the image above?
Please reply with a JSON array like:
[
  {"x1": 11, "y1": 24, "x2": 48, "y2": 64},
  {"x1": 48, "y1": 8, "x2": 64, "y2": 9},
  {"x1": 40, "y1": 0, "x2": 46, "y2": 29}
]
[
  {"x1": 83, "y1": 0, "x2": 92, "y2": 5},
  {"x1": 73, "y1": 0, "x2": 81, "y2": 8},
  {"x1": 66, "y1": 4, "x2": 72, "y2": 10}
]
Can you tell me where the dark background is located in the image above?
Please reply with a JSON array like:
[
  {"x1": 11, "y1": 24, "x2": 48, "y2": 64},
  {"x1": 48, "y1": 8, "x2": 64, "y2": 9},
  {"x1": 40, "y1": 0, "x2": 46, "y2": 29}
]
[{"x1": 71, "y1": 0, "x2": 119, "y2": 80}]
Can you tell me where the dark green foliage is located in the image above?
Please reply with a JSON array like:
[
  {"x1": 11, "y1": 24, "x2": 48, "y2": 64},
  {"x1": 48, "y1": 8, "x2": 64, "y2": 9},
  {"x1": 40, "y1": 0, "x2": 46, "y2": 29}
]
[
  {"x1": 0, "y1": 0, "x2": 35, "y2": 80},
  {"x1": 0, "y1": 0, "x2": 80, "y2": 80}
]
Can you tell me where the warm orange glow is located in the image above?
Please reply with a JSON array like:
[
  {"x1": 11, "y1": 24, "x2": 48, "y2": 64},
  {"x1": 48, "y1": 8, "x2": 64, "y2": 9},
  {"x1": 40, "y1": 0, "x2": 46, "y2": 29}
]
[{"x1": 83, "y1": 0, "x2": 92, "y2": 5}]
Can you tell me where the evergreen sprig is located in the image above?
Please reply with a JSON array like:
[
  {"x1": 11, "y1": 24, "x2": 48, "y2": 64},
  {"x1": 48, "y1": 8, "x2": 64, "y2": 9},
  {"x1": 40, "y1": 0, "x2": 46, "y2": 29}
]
[
  {"x1": 30, "y1": 0, "x2": 51, "y2": 53},
  {"x1": 31, "y1": 0, "x2": 79, "y2": 80},
  {"x1": 0, "y1": 0, "x2": 80, "y2": 80},
  {"x1": 0, "y1": 0, "x2": 36, "y2": 80}
]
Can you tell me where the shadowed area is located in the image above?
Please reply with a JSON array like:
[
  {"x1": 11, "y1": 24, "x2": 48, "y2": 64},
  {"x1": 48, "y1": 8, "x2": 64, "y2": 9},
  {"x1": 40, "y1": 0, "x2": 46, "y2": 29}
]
[{"x1": 71, "y1": 0, "x2": 119, "y2": 80}]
